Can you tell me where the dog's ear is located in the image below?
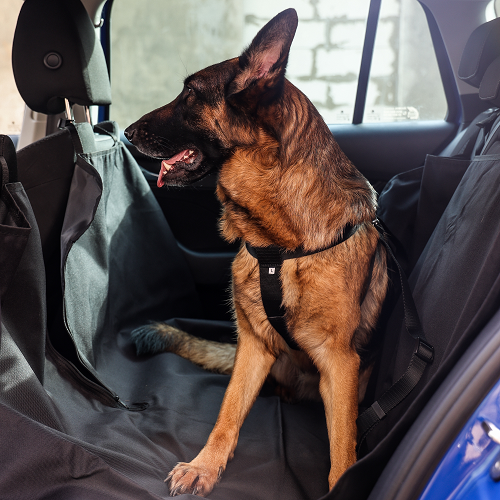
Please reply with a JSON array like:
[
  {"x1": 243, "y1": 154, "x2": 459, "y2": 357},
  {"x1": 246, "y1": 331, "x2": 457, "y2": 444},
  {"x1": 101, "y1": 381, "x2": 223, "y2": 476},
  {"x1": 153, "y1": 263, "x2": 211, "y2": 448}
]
[{"x1": 227, "y1": 9, "x2": 298, "y2": 109}]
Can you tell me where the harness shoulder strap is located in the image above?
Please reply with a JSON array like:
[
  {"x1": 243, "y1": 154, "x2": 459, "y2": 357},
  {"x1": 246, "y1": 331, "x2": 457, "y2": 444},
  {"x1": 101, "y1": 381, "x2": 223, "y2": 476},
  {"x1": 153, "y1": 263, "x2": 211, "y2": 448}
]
[{"x1": 248, "y1": 245, "x2": 299, "y2": 349}]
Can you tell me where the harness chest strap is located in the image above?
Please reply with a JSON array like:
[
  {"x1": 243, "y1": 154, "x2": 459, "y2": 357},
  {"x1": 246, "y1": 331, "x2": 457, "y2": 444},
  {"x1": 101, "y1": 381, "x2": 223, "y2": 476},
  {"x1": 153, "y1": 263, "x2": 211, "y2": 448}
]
[{"x1": 245, "y1": 223, "x2": 359, "y2": 350}]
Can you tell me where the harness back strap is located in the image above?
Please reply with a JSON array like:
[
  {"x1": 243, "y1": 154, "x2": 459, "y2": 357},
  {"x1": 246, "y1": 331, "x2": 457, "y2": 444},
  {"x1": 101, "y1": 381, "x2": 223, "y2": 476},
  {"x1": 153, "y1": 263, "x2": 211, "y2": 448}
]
[
  {"x1": 356, "y1": 219, "x2": 434, "y2": 447},
  {"x1": 246, "y1": 223, "x2": 358, "y2": 350}
]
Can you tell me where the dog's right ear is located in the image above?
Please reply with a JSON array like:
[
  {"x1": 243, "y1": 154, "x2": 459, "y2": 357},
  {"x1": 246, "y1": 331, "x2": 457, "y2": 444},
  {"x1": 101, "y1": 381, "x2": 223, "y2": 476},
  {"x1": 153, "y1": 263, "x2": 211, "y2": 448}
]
[{"x1": 227, "y1": 9, "x2": 298, "y2": 110}]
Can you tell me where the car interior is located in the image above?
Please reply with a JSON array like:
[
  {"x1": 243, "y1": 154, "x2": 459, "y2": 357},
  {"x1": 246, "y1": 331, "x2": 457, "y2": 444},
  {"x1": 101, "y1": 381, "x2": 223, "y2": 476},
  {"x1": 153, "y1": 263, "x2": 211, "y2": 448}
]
[{"x1": 2, "y1": 0, "x2": 500, "y2": 499}]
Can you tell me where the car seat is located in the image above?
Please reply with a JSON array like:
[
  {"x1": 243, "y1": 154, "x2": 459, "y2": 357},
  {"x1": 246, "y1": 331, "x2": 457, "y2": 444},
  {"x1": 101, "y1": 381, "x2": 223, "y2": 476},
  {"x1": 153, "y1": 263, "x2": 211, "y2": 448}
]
[
  {"x1": 327, "y1": 16, "x2": 500, "y2": 500},
  {"x1": 4, "y1": 2, "x2": 500, "y2": 500}
]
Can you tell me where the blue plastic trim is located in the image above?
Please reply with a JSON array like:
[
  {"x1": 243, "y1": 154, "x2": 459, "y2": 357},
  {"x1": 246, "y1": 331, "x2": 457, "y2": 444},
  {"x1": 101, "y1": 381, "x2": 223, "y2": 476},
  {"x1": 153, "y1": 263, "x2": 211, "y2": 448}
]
[{"x1": 419, "y1": 378, "x2": 500, "y2": 499}]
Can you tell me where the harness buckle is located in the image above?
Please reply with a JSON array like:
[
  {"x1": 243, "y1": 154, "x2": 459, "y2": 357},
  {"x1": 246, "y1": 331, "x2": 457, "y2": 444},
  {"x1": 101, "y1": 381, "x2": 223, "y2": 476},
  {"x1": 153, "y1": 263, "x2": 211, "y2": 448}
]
[{"x1": 415, "y1": 338, "x2": 434, "y2": 363}]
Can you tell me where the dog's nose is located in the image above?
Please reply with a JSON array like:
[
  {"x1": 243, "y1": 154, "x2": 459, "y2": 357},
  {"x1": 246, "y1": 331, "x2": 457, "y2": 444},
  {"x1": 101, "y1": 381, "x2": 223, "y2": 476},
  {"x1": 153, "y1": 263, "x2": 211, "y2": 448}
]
[{"x1": 124, "y1": 125, "x2": 136, "y2": 143}]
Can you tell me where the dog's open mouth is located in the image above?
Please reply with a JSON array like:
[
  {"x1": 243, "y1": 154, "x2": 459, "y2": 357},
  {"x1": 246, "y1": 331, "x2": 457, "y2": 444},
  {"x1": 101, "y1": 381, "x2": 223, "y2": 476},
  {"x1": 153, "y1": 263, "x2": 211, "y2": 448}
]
[{"x1": 157, "y1": 148, "x2": 201, "y2": 187}]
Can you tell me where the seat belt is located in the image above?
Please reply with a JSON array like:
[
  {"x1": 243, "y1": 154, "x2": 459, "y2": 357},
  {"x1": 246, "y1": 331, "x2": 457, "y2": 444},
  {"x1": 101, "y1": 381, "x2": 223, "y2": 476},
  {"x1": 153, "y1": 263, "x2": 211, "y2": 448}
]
[{"x1": 356, "y1": 219, "x2": 434, "y2": 446}]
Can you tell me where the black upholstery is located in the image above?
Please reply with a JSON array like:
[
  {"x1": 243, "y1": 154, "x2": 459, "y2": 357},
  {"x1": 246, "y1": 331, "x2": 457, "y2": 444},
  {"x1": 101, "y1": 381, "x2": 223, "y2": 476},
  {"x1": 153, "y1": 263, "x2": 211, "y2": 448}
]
[
  {"x1": 12, "y1": 0, "x2": 111, "y2": 114},
  {"x1": 458, "y1": 17, "x2": 500, "y2": 88},
  {"x1": 324, "y1": 17, "x2": 500, "y2": 500},
  {"x1": 478, "y1": 55, "x2": 500, "y2": 105},
  {"x1": 0, "y1": 135, "x2": 17, "y2": 183}
]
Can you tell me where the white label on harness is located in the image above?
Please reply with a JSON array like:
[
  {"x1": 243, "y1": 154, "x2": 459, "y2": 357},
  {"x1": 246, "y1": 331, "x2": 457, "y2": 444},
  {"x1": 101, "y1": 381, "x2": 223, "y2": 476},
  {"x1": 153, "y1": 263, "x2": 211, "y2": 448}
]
[{"x1": 269, "y1": 267, "x2": 275, "y2": 274}]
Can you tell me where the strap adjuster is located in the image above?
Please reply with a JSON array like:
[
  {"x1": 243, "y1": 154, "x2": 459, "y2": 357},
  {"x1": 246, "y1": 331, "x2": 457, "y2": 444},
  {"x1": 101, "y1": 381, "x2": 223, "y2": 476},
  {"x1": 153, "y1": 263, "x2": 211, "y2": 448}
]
[{"x1": 415, "y1": 338, "x2": 434, "y2": 363}]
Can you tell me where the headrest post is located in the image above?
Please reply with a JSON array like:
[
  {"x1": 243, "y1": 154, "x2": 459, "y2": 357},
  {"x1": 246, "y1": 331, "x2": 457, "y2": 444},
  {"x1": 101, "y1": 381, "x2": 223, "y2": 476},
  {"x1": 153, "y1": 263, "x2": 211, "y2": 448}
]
[
  {"x1": 64, "y1": 98, "x2": 74, "y2": 123},
  {"x1": 85, "y1": 106, "x2": 92, "y2": 125}
]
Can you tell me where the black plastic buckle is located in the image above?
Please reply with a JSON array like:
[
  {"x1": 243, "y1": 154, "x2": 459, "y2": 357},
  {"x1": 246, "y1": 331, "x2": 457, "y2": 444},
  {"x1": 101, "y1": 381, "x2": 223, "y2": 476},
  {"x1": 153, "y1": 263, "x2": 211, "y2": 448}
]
[{"x1": 415, "y1": 338, "x2": 434, "y2": 363}]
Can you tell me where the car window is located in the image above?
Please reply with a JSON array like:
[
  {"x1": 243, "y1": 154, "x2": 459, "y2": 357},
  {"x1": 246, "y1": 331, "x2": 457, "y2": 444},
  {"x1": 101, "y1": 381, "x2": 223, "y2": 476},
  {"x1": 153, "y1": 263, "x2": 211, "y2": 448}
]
[
  {"x1": 364, "y1": 0, "x2": 447, "y2": 122},
  {"x1": 109, "y1": 0, "x2": 447, "y2": 126},
  {"x1": 0, "y1": 0, "x2": 25, "y2": 135}
]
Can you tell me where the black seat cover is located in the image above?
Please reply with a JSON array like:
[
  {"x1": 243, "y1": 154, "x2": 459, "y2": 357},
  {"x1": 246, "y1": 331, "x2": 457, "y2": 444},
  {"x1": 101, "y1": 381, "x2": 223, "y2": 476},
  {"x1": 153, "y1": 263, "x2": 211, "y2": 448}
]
[{"x1": 3, "y1": 1, "x2": 333, "y2": 499}]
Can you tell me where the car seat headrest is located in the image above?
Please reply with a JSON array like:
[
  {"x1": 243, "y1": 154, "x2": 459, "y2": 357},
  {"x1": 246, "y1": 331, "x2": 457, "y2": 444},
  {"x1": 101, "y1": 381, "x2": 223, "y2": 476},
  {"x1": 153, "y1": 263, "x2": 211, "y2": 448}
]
[
  {"x1": 12, "y1": 0, "x2": 112, "y2": 115},
  {"x1": 458, "y1": 17, "x2": 500, "y2": 89},
  {"x1": 478, "y1": 55, "x2": 500, "y2": 106}
]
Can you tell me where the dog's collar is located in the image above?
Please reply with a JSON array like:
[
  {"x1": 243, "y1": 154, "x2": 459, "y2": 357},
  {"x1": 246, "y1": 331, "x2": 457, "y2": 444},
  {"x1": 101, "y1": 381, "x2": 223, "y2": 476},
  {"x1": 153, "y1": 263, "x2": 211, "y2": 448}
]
[{"x1": 245, "y1": 222, "x2": 361, "y2": 350}]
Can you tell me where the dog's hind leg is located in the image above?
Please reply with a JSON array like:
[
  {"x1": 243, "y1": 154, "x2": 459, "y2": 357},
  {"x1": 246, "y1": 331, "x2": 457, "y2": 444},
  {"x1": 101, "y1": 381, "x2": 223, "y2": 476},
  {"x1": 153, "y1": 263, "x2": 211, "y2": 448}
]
[
  {"x1": 131, "y1": 322, "x2": 236, "y2": 375},
  {"x1": 167, "y1": 311, "x2": 277, "y2": 497}
]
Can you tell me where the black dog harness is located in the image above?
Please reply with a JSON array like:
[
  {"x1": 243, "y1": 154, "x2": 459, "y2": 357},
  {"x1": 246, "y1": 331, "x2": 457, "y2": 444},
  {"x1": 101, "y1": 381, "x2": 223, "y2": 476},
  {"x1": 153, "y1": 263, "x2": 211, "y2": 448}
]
[
  {"x1": 245, "y1": 218, "x2": 434, "y2": 444},
  {"x1": 245, "y1": 222, "x2": 359, "y2": 350}
]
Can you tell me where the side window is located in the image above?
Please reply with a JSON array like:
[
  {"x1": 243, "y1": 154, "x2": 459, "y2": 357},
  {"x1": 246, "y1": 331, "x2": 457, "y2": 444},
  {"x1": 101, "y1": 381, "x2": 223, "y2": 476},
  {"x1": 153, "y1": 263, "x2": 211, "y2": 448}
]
[
  {"x1": 109, "y1": 0, "x2": 447, "y2": 126},
  {"x1": 364, "y1": 0, "x2": 447, "y2": 122},
  {"x1": 0, "y1": 0, "x2": 25, "y2": 135}
]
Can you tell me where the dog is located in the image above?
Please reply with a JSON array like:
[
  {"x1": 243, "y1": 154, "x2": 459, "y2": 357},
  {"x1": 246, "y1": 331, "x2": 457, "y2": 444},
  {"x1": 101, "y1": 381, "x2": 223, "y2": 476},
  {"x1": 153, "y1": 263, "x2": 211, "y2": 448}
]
[{"x1": 125, "y1": 8, "x2": 388, "y2": 497}]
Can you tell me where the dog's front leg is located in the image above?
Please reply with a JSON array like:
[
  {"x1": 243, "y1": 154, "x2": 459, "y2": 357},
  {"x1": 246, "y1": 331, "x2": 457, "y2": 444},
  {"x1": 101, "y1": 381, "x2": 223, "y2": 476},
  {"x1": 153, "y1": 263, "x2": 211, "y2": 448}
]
[
  {"x1": 167, "y1": 316, "x2": 276, "y2": 497},
  {"x1": 315, "y1": 345, "x2": 360, "y2": 490}
]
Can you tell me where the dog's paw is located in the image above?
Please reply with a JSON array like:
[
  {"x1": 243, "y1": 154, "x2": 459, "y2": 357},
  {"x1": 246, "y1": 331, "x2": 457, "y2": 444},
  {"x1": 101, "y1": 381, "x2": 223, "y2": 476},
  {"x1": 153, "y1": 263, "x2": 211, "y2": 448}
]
[{"x1": 166, "y1": 461, "x2": 223, "y2": 497}]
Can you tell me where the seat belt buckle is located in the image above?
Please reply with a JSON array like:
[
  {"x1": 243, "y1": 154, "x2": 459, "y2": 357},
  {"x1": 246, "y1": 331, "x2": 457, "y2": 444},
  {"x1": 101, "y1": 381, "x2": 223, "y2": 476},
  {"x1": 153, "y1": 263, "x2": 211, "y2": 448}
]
[{"x1": 415, "y1": 338, "x2": 434, "y2": 363}]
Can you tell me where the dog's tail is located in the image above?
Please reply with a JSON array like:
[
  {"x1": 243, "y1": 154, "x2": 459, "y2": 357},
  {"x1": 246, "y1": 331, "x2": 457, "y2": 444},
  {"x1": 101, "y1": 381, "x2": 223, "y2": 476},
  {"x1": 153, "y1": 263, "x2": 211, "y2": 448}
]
[{"x1": 131, "y1": 322, "x2": 235, "y2": 375}]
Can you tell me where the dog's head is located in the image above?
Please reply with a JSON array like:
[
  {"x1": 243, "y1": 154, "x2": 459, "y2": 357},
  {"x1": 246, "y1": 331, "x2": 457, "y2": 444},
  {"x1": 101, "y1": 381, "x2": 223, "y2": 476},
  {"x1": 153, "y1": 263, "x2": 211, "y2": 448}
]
[{"x1": 124, "y1": 9, "x2": 298, "y2": 187}]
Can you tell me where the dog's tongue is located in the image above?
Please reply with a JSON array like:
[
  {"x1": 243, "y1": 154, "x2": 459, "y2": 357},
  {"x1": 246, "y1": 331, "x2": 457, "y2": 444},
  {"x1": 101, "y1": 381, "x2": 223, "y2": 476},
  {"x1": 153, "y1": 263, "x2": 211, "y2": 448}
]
[{"x1": 157, "y1": 150, "x2": 190, "y2": 188}]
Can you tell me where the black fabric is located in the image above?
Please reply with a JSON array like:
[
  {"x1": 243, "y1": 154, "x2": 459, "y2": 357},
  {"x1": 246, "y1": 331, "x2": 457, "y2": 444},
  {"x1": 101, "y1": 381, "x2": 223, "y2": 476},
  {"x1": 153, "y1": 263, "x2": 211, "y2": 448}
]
[
  {"x1": 0, "y1": 137, "x2": 47, "y2": 388},
  {"x1": 326, "y1": 148, "x2": 500, "y2": 499},
  {"x1": 356, "y1": 221, "x2": 434, "y2": 443},
  {"x1": 458, "y1": 17, "x2": 500, "y2": 88},
  {"x1": 479, "y1": 55, "x2": 500, "y2": 106},
  {"x1": 0, "y1": 135, "x2": 17, "y2": 183},
  {"x1": 1, "y1": 124, "x2": 332, "y2": 499},
  {"x1": 12, "y1": 0, "x2": 112, "y2": 114}
]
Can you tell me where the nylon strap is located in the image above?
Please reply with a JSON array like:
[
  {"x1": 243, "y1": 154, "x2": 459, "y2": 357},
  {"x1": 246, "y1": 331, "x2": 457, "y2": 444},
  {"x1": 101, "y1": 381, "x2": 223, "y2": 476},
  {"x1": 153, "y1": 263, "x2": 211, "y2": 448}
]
[
  {"x1": 356, "y1": 219, "x2": 434, "y2": 447},
  {"x1": 246, "y1": 223, "x2": 358, "y2": 350}
]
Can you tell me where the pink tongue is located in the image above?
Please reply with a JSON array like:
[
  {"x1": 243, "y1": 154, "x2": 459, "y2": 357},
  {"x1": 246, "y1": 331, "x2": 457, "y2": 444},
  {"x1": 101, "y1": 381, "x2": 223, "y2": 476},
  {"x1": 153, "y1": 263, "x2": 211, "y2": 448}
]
[
  {"x1": 164, "y1": 150, "x2": 190, "y2": 165},
  {"x1": 157, "y1": 150, "x2": 190, "y2": 188}
]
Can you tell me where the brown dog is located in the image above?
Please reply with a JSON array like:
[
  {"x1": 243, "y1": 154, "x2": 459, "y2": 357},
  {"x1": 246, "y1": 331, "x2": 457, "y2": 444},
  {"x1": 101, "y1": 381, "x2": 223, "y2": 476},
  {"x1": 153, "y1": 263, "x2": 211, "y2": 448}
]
[{"x1": 125, "y1": 8, "x2": 387, "y2": 497}]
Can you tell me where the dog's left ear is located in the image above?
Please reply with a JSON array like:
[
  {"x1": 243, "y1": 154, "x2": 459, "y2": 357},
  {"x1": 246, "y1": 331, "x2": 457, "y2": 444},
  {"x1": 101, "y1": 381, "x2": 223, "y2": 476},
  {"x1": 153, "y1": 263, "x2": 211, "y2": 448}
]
[{"x1": 228, "y1": 8, "x2": 298, "y2": 108}]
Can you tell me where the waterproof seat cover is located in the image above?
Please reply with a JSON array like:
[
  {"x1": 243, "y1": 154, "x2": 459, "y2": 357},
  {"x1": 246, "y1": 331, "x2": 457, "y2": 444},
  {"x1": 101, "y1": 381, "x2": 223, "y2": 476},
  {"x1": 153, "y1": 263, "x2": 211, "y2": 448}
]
[
  {"x1": 2, "y1": 126, "x2": 332, "y2": 500},
  {"x1": 333, "y1": 150, "x2": 500, "y2": 499},
  {"x1": 326, "y1": 64, "x2": 500, "y2": 500},
  {"x1": 5, "y1": 5, "x2": 500, "y2": 499}
]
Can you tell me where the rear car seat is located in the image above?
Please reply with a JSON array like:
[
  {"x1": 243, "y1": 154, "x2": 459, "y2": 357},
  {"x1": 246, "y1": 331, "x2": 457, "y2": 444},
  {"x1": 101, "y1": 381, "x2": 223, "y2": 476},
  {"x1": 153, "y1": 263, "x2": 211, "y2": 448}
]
[
  {"x1": 327, "y1": 16, "x2": 500, "y2": 500},
  {"x1": 378, "y1": 16, "x2": 500, "y2": 273},
  {"x1": 1, "y1": 0, "x2": 332, "y2": 498},
  {"x1": 3, "y1": 3, "x2": 500, "y2": 500}
]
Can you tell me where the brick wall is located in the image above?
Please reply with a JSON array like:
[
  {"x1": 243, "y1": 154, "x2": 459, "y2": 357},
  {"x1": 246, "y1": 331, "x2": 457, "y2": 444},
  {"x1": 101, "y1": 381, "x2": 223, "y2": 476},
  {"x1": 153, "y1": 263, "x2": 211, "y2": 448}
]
[{"x1": 110, "y1": 0, "x2": 447, "y2": 127}]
